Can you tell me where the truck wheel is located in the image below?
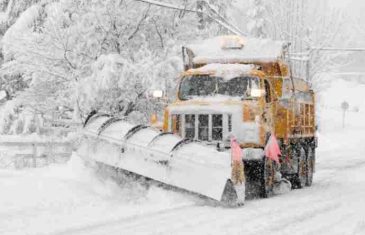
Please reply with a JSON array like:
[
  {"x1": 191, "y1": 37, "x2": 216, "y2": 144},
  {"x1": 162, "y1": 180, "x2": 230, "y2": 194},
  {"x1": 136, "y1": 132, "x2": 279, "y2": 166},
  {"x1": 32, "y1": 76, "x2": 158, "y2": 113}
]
[
  {"x1": 306, "y1": 147, "x2": 315, "y2": 186},
  {"x1": 263, "y1": 157, "x2": 275, "y2": 198},
  {"x1": 295, "y1": 147, "x2": 307, "y2": 188}
]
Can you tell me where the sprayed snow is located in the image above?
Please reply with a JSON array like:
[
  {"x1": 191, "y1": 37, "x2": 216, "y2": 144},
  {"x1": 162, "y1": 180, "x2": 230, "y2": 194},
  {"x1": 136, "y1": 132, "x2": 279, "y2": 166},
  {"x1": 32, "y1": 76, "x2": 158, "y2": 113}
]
[
  {"x1": 188, "y1": 63, "x2": 256, "y2": 81},
  {"x1": 186, "y1": 36, "x2": 285, "y2": 64},
  {"x1": 0, "y1": 153, "x2": 197, "y2": 235}
]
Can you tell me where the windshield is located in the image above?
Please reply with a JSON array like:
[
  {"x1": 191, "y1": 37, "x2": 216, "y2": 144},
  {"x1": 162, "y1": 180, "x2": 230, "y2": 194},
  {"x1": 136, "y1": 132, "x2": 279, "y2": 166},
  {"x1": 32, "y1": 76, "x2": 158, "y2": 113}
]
[{"x1": 179, "y1": 75, "x2": 259, "y2": 100}]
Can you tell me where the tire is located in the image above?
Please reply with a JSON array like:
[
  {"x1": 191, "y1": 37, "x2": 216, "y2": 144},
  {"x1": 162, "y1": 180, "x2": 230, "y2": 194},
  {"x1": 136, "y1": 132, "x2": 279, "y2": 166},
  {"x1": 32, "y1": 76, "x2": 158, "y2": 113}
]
[
  {"x1": 262, "y1": 157, "x2": 275, "y2": 198},
  {"x1": 295, "y1": 146, "x2": 307, "y2": 188},
  {"x1": 306, "y1": 147, "x2": 315, "y2": 186}
]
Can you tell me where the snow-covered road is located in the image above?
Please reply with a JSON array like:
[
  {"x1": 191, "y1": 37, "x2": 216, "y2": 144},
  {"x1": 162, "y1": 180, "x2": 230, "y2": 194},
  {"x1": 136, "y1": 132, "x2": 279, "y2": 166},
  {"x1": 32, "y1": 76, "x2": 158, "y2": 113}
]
[{"x1": 1, "y1": 127, "x2": 365, "y2": 235}]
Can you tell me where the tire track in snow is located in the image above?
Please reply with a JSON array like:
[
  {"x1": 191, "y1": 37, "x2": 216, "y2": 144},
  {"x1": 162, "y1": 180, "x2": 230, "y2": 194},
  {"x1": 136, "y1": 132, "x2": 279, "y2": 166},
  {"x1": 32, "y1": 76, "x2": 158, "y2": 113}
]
[
  {"x1": 51, "y1": 202, "x2": 197, "y2": 235},
  {"x1": 243, "y1": 201, "x2": 342, "y2": 235},
  {"x1": 56, "y1": 205, "x2": 220, "y2": 235}
]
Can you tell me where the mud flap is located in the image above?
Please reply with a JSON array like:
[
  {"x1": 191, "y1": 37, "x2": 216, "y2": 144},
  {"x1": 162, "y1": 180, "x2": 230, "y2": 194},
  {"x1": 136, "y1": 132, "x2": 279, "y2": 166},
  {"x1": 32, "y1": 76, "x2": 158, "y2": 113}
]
[
  {"x1": 220, "y1": 180, "x2": 245, "y2": 206},
  {"x1": 220, "y1": 160, "x2": 246, "y2": 206}
]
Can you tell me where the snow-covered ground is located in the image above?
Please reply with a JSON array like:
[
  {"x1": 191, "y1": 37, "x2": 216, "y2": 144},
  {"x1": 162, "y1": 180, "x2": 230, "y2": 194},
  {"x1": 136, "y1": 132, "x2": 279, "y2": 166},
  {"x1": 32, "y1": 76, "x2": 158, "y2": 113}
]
[
  {"x1": 1, "y1": 128, "x2": 364, "y2": 235},
  {"x1": 1, "y1": 80, "x2": 365, "y2": 235}
]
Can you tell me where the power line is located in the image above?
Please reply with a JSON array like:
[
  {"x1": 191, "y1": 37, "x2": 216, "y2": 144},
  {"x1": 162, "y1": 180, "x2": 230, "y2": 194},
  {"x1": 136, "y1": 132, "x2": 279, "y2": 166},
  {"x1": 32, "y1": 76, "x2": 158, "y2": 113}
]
[
  {"x1": 312, "y1": 47, "x2": 365, "y2": 52},
  {"x1": 134, "y1": 0, "x2": 245, "y2": 36}
]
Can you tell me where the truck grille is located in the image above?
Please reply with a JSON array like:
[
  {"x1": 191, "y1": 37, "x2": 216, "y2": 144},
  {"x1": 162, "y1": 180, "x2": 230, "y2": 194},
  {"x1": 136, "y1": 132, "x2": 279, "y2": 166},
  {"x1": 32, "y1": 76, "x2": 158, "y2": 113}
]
[
  {"x1": 172, "y1": 114, "x2": 226, "y2": 141},
  {"x1": 212, "y1": 114, "x2": 223, "y2": 141},
  {"x1": 185, "y1": 114, "x2": 195, "y2": 139},
  {"x1": 198, "y1": 115, "x2": 209, "y2": 141}
]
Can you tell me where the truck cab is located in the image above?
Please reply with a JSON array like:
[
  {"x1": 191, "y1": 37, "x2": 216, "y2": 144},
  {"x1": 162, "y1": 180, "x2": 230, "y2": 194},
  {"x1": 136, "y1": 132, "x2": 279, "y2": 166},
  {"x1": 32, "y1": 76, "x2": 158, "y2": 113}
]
[{"x1": 164, "y1": 63, "x2": 273, "y2": 150}]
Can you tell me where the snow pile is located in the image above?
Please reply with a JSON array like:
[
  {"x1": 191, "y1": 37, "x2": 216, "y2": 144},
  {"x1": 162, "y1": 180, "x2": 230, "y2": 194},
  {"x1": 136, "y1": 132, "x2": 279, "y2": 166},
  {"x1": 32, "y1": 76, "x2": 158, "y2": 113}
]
[{"x1": 188, "y1": 63, "x2": 255, "y2": 80}]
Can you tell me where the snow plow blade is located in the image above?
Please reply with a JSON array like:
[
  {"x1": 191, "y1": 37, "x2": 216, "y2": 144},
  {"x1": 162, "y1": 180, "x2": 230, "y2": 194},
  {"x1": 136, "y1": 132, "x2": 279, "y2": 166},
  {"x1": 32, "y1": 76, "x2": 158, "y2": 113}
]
[{"x1": 76, "y1": 114, "x2": 245, "y2": 205}]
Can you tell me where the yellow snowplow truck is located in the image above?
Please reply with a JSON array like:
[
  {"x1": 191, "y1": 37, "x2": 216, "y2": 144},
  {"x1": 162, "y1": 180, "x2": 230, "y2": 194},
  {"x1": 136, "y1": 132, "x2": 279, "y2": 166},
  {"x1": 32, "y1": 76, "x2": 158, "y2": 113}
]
[
  {"x1": 163, "y1": 35, "x2": 316, "y2": 195},
  {"x1": 77, "y1": 35, "x2": 316, "y2": 206}
]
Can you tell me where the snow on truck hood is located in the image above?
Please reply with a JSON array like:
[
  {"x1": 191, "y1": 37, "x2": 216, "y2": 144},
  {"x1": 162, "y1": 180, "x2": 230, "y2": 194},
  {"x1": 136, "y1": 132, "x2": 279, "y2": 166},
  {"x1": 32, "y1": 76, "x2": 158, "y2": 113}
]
[{"x1": 186, "y1": 35, "x2": 286, "y2": 64}]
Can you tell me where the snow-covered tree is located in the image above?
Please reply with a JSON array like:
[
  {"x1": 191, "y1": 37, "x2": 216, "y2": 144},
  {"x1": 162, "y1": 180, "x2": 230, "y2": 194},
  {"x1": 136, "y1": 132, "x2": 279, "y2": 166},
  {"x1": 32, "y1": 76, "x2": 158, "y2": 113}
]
[
  {"x1": 0, "y1": 0, "x2": 234, "y2": 131},
  {"x1": 0, "y1": 1, "x2": 42, "y2": 100}
]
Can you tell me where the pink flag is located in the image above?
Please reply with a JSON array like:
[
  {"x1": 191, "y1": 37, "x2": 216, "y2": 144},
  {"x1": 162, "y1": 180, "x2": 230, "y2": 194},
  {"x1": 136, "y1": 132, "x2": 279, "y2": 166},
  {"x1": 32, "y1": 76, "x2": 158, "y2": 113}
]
[
  {"x1": 264, "y1": 134, "x2": 281, "y2": 163},
  {"x1": 231, "y1": 137, "x2": 242, "y2": 162}
]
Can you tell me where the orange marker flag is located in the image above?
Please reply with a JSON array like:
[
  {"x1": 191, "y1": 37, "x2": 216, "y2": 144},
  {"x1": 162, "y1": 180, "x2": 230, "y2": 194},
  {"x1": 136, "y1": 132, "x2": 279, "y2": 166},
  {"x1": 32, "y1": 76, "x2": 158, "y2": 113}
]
[
  {"x1": 231, "y1": 136, "x2": 242, "y2": 162},
  {"x1": 264, "y1": 134, "x2": 281, "y2": 163},
  {"x1": 230, "y1": 136, "x2": 244, "y2": 185}
]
